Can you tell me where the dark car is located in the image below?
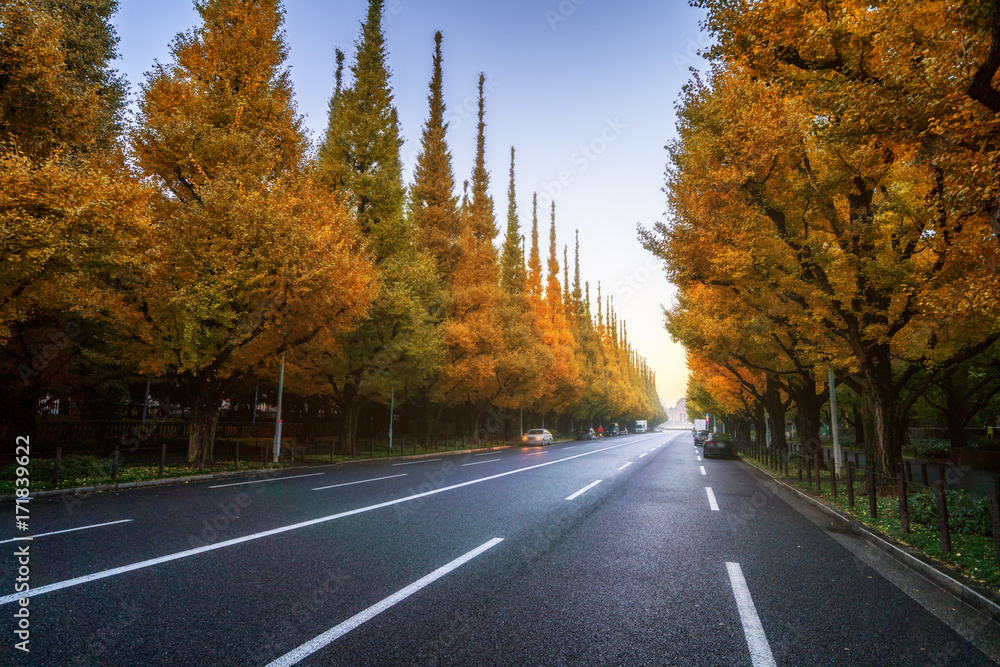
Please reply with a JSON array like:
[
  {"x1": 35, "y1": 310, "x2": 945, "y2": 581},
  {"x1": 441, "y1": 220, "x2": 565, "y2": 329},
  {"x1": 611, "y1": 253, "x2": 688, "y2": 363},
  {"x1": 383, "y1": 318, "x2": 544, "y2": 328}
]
[
  {"x1": 704, "y1": 432, "x2": 737, "y2": 459},
  {"x1": 694, "y1": 429, "x2": 709, "y2": 446},
  {"x1": 577, "y1": 427, "x2": 596, "y2": 440},
  {"x1": 607, "y1": 422, "x2": 620, "y2": 437}
]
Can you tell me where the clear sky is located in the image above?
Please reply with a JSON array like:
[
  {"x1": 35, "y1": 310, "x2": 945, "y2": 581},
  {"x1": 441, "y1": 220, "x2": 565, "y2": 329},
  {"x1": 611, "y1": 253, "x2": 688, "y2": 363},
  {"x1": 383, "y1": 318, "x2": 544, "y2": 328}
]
[{"x1": 112, "y1": 0, "x2": 712, "y2": 408}]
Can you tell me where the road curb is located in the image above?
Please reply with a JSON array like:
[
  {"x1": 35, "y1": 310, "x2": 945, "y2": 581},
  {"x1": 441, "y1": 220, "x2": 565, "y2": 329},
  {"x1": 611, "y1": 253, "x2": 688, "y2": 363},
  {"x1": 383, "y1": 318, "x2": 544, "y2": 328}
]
[
  {"x1": 0, "y1": 443, "x2": 529, "y2": 503},
  {"x1": 738, "y1": 458, "x2": 1000, "y2": 625}
]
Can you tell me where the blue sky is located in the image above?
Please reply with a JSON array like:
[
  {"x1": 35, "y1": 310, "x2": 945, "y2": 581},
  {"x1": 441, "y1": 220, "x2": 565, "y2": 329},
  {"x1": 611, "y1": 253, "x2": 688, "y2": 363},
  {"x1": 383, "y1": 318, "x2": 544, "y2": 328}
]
[{"x1": 112, "y1": 0, "x2": 712, "y2": 408}]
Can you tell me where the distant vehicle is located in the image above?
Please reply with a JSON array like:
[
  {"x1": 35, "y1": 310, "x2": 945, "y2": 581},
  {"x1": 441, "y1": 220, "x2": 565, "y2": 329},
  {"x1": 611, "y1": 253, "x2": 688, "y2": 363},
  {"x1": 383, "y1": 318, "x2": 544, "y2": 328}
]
[
  {"x1": 621, "y1": 427, "x2": 628, "y2": 435},
  {"x1": 607, "y1": 422, "x2": 620, "y2": 437},
  {"x1": 654, "y1": 426, "x2": 663, "y2": 433},
  {"x1": 694, "y1": 429, "x2": 709, "y2": 446},
  {"x1": 577, "y1": 427, "x2": 596, "y2": 440},
  {"x1": 522, "y1": 429, "x2": 553, "y2": 446},
  {"x1": 635, "y1": 419, "x2": 647, "y2": 434},
  {"x1": 704, "y1": 432, "x2": 737, "y2": 459},
  {"x1": 694, "y1": 418, "x2": 708, "y2": 431}
]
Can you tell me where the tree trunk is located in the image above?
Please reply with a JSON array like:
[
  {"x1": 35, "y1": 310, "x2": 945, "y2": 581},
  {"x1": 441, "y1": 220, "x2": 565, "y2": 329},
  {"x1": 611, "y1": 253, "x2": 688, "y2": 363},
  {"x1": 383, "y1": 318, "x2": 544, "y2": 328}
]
[
  {"x1": 765, "y1": 375, "x2": 788, "y2": 454},
  {"x1": 942, "y1": 367, "x2": 970, "y2": 451},
  {"x1": 859, "y1": 347, "x2": 905, "y2": 491},
  {"x1": 187, "y1": 392, "x2": 221, "y2": 466},
  {"x1": 793, "y1": 379, "x2": 824, "y2": 472}
]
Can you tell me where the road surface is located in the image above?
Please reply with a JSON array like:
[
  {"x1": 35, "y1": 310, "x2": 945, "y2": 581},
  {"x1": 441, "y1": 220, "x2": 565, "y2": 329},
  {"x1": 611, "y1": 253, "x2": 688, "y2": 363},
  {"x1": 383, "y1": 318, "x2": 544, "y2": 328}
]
[{"x1": 2, "y1": 432, "x2": 996, "y2": 665}]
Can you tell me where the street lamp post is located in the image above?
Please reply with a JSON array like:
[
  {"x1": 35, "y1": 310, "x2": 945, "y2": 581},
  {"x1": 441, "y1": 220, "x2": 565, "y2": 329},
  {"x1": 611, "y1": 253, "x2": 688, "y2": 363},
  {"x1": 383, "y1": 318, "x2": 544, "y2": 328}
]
[
  {"x1": 388, "y1": 388, "x2": 394, "y2": 451},
  {"x1": 272, "y1": 353, "x2": 285, "y2": 463},
  {"x1": 829, "y1": 370, "x2": 842, "y2": 476}
]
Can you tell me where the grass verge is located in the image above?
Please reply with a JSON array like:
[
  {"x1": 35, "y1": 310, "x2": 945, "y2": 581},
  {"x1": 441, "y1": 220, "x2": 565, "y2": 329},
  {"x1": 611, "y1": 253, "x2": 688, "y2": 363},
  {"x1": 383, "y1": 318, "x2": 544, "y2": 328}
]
[{"x1": 742, "y1": 452, "x2": 1000, "y2": 595}]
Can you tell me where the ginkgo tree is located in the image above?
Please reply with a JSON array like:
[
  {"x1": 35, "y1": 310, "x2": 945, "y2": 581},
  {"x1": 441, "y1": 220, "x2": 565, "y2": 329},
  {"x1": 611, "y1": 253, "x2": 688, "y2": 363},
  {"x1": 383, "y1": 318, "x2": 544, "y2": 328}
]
[
  {"x1": 0, "y1": 0, "x2": 146, "y2": 435},
  {"x1": 644, "y1": 54, "x2": 1000, "y2": 483},
  {"x1": 130, "y1": 0, "x2": 376, "y2": 464}
]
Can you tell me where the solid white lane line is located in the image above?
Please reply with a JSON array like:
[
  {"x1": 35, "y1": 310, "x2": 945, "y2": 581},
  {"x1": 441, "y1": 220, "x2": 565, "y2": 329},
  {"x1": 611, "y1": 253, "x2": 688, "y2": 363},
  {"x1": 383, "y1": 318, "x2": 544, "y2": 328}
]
[
  {"x1": 565, "y1": 479, "x2": 602, "y2": 500},
  {"x1": 726, "y1": 562, "x2": 777, "y2": 667},
  {"x1": 617, "y1": 462, "x2": 632, "y2": 471},
  {"x1": 208, "y1": 473, "x2": 325, "y2": 489},
  {"x1": 700, "y1": 466, "x2": 706, "y2": 476},
  {"x1": 312, "y1": 474, "x2": 408, "y2": 491},
  {"x1": 0, "y1": 519, "x2": 133, "y2": 545},
  {"x1": 391, "y1": 458, "x2": 442, "y2": 467},
  {"x1": 462, "y1": 458, "x2": 501, "y2": 467},
  {"x1": 265, "y1": 538, "x2": 504, "y2": 667},
  {"x1": 0, "y1": 437, "x2": 656, "y2": 607},
  {"x1": 524, "y1": 451, "x2": 546, "y2": 456},
  {"x1": 706, "y1": 487, "x2": 720, "y2": 511}
]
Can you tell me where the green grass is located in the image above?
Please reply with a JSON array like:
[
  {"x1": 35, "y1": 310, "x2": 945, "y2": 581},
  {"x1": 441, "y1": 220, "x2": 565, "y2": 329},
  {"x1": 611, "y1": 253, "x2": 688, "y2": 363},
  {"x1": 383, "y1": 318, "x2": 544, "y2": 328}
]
[
  {"x1": 0, "y1": 456, "x2": 291, "y2": 494},
  {"x1": 742, "y1": 451, "x2": 1000, "y2": 595}
]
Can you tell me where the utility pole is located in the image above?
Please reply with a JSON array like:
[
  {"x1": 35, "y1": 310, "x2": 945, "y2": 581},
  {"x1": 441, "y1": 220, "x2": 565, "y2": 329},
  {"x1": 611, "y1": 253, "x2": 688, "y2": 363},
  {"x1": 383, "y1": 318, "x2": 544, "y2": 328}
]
[
  {"x1": 829, "y1": 370, "x2": 842, "y2": 476},
  {"x1": 273, "y1": 353, "x2": 285, "y2": 463}
]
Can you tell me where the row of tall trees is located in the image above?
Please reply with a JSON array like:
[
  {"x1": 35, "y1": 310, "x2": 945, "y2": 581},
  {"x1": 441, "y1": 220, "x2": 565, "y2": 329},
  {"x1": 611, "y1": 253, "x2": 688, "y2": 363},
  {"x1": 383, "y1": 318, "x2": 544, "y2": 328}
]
[
  {"x1": 642, "y1": 0, "x2": 1000, "y2": 486},
  {"x1": 2, "y1": 0, "x2": 664, "y2": 463}
]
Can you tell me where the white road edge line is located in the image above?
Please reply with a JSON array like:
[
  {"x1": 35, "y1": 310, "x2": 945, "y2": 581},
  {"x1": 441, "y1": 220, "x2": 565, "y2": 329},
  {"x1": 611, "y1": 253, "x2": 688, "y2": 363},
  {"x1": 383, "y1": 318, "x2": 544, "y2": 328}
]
[
  {"x1": 726, "y1": 562, "x2": 777, "y2": 667},
  {"x1": 461, "y1": 458, "x2": 501, "y2": 467},
  {"x1": 700, "y1": 466, "x2": 706, "y2": 476},
  {"x1": 208, "y1": 472, "x2": 325, "y2": 489},
  {"x1": 0, "y1": 519, "x2": 133, "y2": 545},
  {"x1": 617, "y1": 462, "x2": 632, "y2": 471},
  {"x1": 312, "y1": 474, "x2": 408, "y2": 491},
  {"x1": 706, "y1": 486, "x2": 720, "y2": 511},
  {"x1": 565, "y1": 479, "x2": 602, "y2": 501},
  {"x1": 265, "y1": 538, "x2": 504, "y2": 667},
  {"x1": 473, "y1": 451, "x2": 497, "y2": 457},
  {"x1": 391, "y1": 458, "x2": 443, "y2": 467},
  {"x1": 0, "y1": 436, "x2": 674, "y2": 607}
]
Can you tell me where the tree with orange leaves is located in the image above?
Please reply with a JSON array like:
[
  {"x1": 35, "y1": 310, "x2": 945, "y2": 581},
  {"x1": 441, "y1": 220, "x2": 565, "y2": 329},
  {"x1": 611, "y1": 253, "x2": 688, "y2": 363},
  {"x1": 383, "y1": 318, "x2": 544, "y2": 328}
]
[{"x1": 131, "y1": 0, "x2": 376, "y2": 464}]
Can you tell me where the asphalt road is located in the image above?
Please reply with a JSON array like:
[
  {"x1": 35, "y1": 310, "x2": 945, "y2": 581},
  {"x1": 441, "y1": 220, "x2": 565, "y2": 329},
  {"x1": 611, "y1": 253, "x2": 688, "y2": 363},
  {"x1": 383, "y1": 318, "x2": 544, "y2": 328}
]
[{"x1": 2, "y1": 431, "x2": 997, "y2": 665}]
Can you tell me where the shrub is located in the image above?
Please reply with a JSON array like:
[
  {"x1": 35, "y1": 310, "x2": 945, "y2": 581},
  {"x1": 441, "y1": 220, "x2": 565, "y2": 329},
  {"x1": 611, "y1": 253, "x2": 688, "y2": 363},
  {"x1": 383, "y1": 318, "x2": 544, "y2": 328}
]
[
  {"x1": 902, "y1": 438, "x2": 951, "y2": 461},
  {"x1": 906, "y1": 490, "x2": 993, "y2": 536},
  {"x1": 0, "y1": 454, "x2": 112, "y2": 482}
]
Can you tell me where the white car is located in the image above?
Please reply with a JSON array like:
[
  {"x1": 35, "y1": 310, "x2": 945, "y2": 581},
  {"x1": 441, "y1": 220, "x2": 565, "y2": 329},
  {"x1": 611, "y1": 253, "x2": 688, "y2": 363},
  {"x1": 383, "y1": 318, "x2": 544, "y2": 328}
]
[{"x1": 521, "y1": 429, "x2": 553, "y2": 446}]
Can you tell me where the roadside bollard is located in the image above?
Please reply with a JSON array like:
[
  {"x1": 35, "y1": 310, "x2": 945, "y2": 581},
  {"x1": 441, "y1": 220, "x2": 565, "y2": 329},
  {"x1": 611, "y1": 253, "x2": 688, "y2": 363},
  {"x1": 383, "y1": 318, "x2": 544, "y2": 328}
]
[
  {"x1": 53, "y1": 447, "x2": 62, "y2": 485},
  {"x1": 111, "y1": 445, "x2": 120, "y2": 481},
  {"x1": 815, "y1": 453, "x2": 822, "y2": 493},
  {"x1": 160, "y1": 438, "x2": 166, "y2": 476},
  {"x1": 867, "y1": 461, "x2": 877, "y2": 519},
  {"x1": 830, "y1": 459, "x2": 838, "y2": 498},
  {"x1": 846, "y1": 461, "x2": 855, "y2": 508},
  {"x1": 898, "y1": 473, "x2": 910, "y2": 533},
  {"x1": 234, "y1": 439, "x2": 240, "y2": 470},
  {"x1": 989, "y1": 477, "x2": 1000, "y2": 571},
  {"x1": 934, "y1": 480, "x2": 951, "y2": 552}
]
